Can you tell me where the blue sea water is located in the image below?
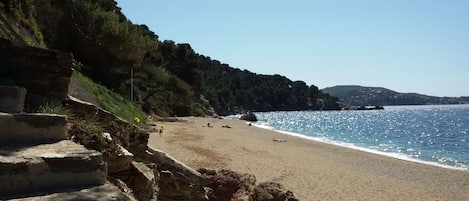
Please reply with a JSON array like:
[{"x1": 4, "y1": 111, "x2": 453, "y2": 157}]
[{"x1": 235, "y1": 105, "x2": 469, "y2": 171}]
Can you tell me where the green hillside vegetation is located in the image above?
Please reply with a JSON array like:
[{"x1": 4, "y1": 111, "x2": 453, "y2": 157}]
[
  {"x1": 73, "y1": 71, "x2": 146, "y2": 121},
  {"x1": 323, "y1": 85, "x2": 469, "y2": 106},
  {"x1": 1, "y1": 0, "x2": 340, "y2": 116},
  {"x1": 199, "y1": 55, "x2": 340, "y2": 115}
]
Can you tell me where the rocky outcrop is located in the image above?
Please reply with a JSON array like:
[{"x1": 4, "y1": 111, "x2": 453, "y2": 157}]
[
  {"x1": 251, "y1": 182, "x2": 298, "y2": 201},
  {"x1": 240, "y1": 111, "x2": 258, "y2": 122},
  {"x1": 106, "y1": 143, "x2": 135, "y2": 175},
  {"x1": 66, "y1": 97, "x2": 209, "y2": 201},
  {"x1": 198, "y1": 169, "x2": 298, "y2": 201},
  {"x1": 199, "y1": 169, "x2": 256, "y2": 201},
  {"x1": 112, "y1": 161, "x2": 158, "y2": 201},
  {"x1": 137, "y1": 147, "x2": 208, "y2": 201},
  {"x1": 65, "y1": 96, "x2": 149, "y2": 153}
]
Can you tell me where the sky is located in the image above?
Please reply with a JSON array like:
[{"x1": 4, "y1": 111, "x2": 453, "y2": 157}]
[{"x1": 115, "y1": 0, "x2": 469, "y2": 97}]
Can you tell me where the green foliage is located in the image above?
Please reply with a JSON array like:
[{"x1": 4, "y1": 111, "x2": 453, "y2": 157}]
[
  {"x1": 323, "y1": 85, "x2": 468, "y2": 106},
  {"x1": 1, "y1": 0, "x2": 341, "y2": 116},
  {"x1": 198, "y1": 56, "x2": 340, "y2": 114},
  {"x1": 37, "y1": 102, "x2": 69, "y2": 115},
  {"x1": 133, "y1": 41, "x2": 208, "y2": 116},
  {"x1": 1, "y1": 0, "x2": 44, "y2": 45},
  {"x1": 72, "y1": 71, "x2": 146, "y2": 122},
  {"x1": 70, "y1": 0, "x2": 157, "y2": 63}
]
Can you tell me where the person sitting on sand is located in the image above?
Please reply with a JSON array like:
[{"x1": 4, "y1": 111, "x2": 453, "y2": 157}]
[
  {"x1": 272, "y1": 138, "x2": 286, "y2": 142},
  {"x1": 207, "y1": 123, "x2": 213, "y2": 128}
]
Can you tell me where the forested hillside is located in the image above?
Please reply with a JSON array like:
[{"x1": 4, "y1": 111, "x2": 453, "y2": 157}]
[
  {"x1": 0, "y1": 0, "x2": 340, "y2": 116},
  {"x1": 323, "y1": 85, "x2": 469, "y2": 106}
]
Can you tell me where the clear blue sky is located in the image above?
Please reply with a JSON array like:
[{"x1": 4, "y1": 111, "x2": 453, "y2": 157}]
[{"x1": 116, "y1": 0, "x2": 468, "y2": 97}]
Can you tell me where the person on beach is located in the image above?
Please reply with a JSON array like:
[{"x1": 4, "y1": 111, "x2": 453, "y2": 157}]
[{"x1": 159, "y1": 124, "x2": 165, "y2": 136}]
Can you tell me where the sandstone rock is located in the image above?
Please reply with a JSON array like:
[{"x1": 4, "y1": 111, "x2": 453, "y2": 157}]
[
  {"x1": 199, "y1": 169, "x2": 256, "y2": 201},
  {"x1": 138, "y1": 147, "x2": 208, "y2": 201},
  {"x1": 0, "y1": 86, "x2": 26, "y2": 113},
  {"x1": 106, "y1": 144, "x2": 134, "y2": 174},
  {"x1": 251, "y1": 182, "x2": 298, "y2": 201},
  {"x1": 240, "y1": 111, "x2": 257, "y2": 122},
  {"x1": 108, "y1": 177, "x2": 137, "y2": 200},
  {"x1": 112, "y1": 161, "x2": 157, "y2": 201},
  {"x1": 141, "y1": 147, "x2": 205, "y2": 184},
  {"x1": 158, "y1": 170, "x2": 207, "y2": 201}
]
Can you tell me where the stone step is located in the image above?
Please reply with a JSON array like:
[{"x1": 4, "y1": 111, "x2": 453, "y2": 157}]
[
  {"x1": 3, "y1": 182, "x2": 134, "y2": 201},
  {"x1": 0, "y1": 140, "x2": 107, "y2": 198},
  {"x1": 0, "y1": 112, "x2": 67, "y2": 146}
]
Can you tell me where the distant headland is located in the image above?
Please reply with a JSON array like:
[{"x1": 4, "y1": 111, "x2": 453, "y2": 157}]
[{"x1": 322, "y1": 85, "x2": 469, "y2": 107}]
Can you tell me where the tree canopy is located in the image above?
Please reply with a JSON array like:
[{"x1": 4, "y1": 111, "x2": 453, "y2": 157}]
[{"x1": 1, "y1": 0, "x2": 340, "y2": 116}]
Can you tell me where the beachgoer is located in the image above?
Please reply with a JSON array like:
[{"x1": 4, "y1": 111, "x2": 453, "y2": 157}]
[
  {"x1": 272, "y1": 138, "x2": 286, "y2": 142},
  {"x1": 159, "y1": 124, "x2": 165, "y2": 136}
]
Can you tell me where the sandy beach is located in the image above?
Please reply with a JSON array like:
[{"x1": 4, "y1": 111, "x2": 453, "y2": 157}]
[{"x1": 148, "y1": 117, "x2": 469, "y2": 201}]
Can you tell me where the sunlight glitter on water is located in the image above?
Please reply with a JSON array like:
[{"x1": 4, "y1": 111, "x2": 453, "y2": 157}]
[{"x1": 250, "y1": 105, "x2": 469, "y2": 170}]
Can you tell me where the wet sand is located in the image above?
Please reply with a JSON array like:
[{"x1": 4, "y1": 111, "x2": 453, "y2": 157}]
[{"x1": 148, "y1": 117, "x2": 469, "y2": 201}]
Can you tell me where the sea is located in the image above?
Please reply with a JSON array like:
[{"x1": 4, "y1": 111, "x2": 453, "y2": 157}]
[{"x1": 229, "y1": 105, "x2": 469, "y2": 171}]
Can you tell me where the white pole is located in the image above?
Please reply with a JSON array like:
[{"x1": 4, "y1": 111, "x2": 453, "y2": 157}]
[{"x1": 130, "y1": 67, "x2": 133, "y2": 102}]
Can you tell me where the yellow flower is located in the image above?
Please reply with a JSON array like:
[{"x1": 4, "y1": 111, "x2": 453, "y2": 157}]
[{"x1": 134, "y1": 117, "x2": 141, "y2": 123}]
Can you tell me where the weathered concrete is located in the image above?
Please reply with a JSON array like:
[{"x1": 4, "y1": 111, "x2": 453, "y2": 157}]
[
  {"x1": 0, "y1": 112, "x2": 67, "y2": 146},
  {"x1": 0, "y1": 140, "x2": 107, "y2": 197},
  {"x1": 0, "y1": 86, "x2": 26, "y2": 113}
]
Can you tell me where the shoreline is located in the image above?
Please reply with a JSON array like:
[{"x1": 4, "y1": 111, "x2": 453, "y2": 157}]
[
  {"x1": 250, "y1": 122, "x2": 469, "y2": 172},
  {"x1": 149, "y1": 117, "x2": 469, "y2": 200}
]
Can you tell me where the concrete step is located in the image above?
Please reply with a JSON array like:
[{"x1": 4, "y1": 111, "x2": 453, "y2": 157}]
[
  {"x1": 3, "y1": 182, "x2": 134, "y2": 201},
  {"x1": 0, "y1": 140, "x2": 107, "y2": 198},
  {"x1": 0, "y1": 112, "x2": 67, "y2": 146}
]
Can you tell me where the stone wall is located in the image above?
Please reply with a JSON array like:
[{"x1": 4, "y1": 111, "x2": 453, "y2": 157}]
[
  {"x1": 0, "y1": 86, "x2": 26, "y2": 113},
  {"x1": 0, "y1": 38, "x2": 74, "y2": 109}
]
